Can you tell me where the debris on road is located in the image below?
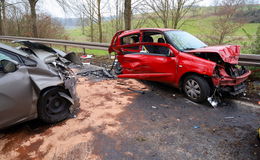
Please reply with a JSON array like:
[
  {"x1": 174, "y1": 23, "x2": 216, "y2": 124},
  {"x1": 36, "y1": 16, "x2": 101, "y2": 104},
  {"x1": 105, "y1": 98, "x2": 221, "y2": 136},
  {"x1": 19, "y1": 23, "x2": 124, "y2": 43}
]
[
  {"x1": 127, "y1": 88, "x2": 146, "y2": 94},
  {"x1": 151, "y1": 106, "x2": 157, "y2": 109},
  {"x1": 77, "y1": 64, "x2": 116, "y2": 81},
  {"x1": 224, "y1": 117, "x2": 235, "y2": 119},
  {"x1": 193, "y1": 126, "x2": 200, "y2": 129},
  {"x1": 80, "y1": 55, "x2": 93, "y2": 64},
  {"x1": 257, "y1": 128, "x2": 260, "y2": 141},
  {"x1": 136, "y1": 137, "x2": 147, "y2": 142}
]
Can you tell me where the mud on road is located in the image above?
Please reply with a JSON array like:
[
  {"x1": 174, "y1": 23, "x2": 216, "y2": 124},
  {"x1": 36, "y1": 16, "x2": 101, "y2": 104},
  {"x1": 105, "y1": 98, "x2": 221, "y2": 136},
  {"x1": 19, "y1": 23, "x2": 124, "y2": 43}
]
[{"x1": 0, "y1": 76, "x2": 259, "y2": 160}]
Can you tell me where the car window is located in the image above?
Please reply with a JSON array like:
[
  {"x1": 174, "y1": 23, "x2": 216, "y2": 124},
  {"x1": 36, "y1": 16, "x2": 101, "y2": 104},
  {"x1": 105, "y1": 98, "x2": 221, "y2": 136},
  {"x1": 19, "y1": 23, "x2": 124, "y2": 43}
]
[
  {"x1": 141, "y1": 32, "x2": 169, "y2": 56},
  {"x1": 0, "y1": 50, "x2": 21, "y2": 63},
  {"x1": 121, "y1": 34, "x2": 140, "y2": 50},
  {"x1": 0, "y1": 53, "x2": 12, "y2": 61},
  {"x1": 165, "y1": 30, "x2": 207, "y2": 51},
  {"x1": 141, "y1": 44, "x2": 170, "y2": 56}
]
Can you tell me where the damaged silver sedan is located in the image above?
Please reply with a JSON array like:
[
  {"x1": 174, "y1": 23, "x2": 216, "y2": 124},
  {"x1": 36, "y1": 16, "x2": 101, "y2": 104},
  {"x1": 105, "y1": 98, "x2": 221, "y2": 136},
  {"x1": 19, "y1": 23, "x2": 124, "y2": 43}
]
[{"x1": 0, "y1": 41, "x2": 80, "y2": 129}]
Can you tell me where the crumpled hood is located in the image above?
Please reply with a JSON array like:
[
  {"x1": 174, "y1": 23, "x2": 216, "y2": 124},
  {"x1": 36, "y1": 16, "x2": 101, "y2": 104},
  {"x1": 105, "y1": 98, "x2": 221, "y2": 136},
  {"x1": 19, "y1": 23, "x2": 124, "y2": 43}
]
[{"x1": 187, "y1": 45, "x2": 240, "y2": 64}]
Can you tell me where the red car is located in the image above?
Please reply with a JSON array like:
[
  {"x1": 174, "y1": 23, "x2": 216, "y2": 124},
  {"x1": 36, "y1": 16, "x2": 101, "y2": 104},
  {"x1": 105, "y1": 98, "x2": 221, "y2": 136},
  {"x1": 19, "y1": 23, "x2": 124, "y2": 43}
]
[{"x1": 109, "y1": 28, "x2": 251, "y2": 103}]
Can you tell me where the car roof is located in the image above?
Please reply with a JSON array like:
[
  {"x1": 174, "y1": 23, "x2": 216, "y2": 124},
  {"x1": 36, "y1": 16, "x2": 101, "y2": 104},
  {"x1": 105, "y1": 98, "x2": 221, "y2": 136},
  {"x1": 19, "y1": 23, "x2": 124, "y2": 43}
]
[
  {"x1": 0, "y1": 42, "x2": 28, "y2": 57},
  {"x1": 119, "y1": 28, "x2": 178, "y2": 37}
]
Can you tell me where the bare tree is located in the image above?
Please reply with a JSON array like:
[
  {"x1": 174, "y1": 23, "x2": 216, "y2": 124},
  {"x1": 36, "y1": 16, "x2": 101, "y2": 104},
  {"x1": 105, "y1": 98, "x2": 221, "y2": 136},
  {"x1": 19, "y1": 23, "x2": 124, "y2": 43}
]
[
  {"x1": 115, "y1": 0, "x2": 123, "y2": 31},
  {"x1": 124, "y1": 0, "x2": 131, "y2": 30},
  {"x1": 207, "y1": 0, "x2": 246, "y2": 44},
  {"x1": 1, "y1": 0, "x2": 6, "y2": 35},
  {"x1": 172, "y1": 0, "x2": 200, "y2": 29},
  {"x1": 28, "y1": 0, "x2": 38, "y2": 37},
  {"x1": 142, "y1": 0, "x2": 170, "y2": 28},
  {"x1": 81, "y1": 0, "x2": 96, "y2": 42},
  {"x1": 212, "y1": 0, "x2": 220, "y2": 14},
  {"x1": 97, "y1": 0, "x2": 102, "y2": 42},
  {"x1": 79, "y1": 12, "x2": 86, "y2": 35},
  {"x1": 142, "y1": 0, "x2": 200, "y2": 29}
]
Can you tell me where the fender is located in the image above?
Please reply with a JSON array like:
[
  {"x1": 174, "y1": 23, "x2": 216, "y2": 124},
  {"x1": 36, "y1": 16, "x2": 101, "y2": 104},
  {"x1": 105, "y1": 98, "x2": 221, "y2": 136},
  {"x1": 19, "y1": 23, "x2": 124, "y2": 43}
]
[{"x1": 175, "y1": 52, "x2": 216, "y2": 86}]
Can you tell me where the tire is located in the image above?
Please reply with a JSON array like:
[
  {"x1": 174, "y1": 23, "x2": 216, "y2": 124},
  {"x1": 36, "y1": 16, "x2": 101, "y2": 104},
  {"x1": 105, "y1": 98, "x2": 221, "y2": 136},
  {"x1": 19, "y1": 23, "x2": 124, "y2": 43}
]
[
  {"x1": 38, "y1": 87, "x2": 71, "y2": 123},
  {"x1": 183, "y1": 75, "x2": 211, "y2": 103}
]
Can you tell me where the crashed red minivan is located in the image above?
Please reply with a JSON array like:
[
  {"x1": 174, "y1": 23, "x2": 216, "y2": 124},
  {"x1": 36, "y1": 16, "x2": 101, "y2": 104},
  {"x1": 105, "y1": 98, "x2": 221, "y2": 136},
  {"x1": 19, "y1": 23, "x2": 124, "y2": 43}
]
[{"x1": 109, "y1": 28, "x2": 251, "y2": 103}]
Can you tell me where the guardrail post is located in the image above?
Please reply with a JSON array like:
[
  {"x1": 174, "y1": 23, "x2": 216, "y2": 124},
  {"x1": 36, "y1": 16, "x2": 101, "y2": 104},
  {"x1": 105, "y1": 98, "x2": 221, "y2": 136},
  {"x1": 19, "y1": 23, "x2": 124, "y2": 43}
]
[
  {"x1": 64, "y1": 45, "x2": 67, "y2": 52},
  {"x1": 83, "y1": 48, "x2": 86, "y2": 55}
]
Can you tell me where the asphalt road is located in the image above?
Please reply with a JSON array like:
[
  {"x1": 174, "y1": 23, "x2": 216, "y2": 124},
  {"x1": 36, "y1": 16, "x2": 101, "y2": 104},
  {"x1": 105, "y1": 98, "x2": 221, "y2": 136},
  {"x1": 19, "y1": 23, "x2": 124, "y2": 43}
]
[{"x1": 0, "y1": 78, "x2": 259, "y2": 160}]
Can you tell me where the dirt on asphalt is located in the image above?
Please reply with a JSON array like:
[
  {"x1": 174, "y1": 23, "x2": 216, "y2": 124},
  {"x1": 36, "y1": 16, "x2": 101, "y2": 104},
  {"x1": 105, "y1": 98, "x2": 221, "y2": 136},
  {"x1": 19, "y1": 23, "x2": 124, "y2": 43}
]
[
  {"x1": 0, "y1": 78, "x2": 147, "y2": 159},
  {"x1": 0, "y1": 75, "x2": 259, "y2": 160}
]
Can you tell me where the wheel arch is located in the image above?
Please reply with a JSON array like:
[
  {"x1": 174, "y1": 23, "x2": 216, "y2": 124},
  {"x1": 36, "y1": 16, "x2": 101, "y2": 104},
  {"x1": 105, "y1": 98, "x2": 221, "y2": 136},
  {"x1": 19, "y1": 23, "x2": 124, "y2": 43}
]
[
  {"x1": 39, "y1": 85, "x2": 68, "y2": 96},
  {"x1": 37, "y1": 85, "x2": 72, "y2": 107},
  {"x1": 178, "y1": 72, "x2": 214, "y2": 91}
]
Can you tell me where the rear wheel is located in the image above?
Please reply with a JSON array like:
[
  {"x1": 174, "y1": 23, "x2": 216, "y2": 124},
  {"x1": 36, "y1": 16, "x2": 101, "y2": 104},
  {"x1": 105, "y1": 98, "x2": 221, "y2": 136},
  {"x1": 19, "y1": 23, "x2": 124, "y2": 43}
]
[
  {"x1": 183, "y1": 75, "x2": 211, "y2": 103},
  {"x1": 38, "y1": 87, "x2": 71, "y2": 123}
]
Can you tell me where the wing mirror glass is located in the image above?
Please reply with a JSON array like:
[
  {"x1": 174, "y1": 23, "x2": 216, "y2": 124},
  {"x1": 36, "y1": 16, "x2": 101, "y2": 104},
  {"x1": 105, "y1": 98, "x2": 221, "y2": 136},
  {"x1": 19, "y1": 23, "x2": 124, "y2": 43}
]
[
  {"x1": 0, "y1": 59, "x2": 18, "y2": 73},
  {"x1": 169, "y1": 50, "x2": 175, "y2": 57}
]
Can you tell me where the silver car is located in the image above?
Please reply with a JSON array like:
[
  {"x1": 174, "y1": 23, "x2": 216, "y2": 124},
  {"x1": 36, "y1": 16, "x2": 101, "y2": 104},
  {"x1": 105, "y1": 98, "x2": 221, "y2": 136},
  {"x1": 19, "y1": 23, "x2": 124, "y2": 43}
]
[{"x1": 0, "y1": 41, "x2": 80, "y2": 129}]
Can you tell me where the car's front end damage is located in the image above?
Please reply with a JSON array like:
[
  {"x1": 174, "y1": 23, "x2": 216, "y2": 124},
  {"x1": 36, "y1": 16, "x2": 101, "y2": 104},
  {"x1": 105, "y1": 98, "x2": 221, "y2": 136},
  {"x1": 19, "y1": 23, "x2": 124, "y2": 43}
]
[
  {"x1": 15, "y1": 41, "x2": 80, "y2": 114},
  {"x1": 188, "y1": 45, "x2": 251, "y2": 105},
  {"x1": 45, "y1": 57, "x2": 80, "y2": 111},
  {"x1": 212, "y1": 64, "x2": 251, "y2": 96}
]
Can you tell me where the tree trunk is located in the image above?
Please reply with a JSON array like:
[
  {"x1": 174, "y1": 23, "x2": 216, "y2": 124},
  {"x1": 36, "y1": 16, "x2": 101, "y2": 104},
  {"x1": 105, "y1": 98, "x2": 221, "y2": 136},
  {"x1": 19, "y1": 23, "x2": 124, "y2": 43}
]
[
  {"x1": 97, "y1": 0, "x2": 102, "y2": 42},
  {"x1": 124, "y1": 0, "x2": 131, "y2": 30},
  {"x1": 1, "y1": 0, "x2": 5, "y2": 35},
  {"x1": 80, "y1": 14, "x2": 85, "y2": 35},
  {"x1": 90, "y1": 19, "x2": 94, "y2": 42},
  {"x1": 28, "y1": 0, "x2": 38, "y2": 37},
  {"x1": 0, "y1": 5, "x2": 2, "y2": 35}
]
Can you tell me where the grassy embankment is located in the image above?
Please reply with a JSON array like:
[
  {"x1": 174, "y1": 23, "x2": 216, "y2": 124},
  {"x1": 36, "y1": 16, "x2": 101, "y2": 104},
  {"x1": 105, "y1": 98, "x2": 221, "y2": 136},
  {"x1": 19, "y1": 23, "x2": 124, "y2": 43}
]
[{"x1": 67, "y1": 15, "x2": 259, "y2": 56}]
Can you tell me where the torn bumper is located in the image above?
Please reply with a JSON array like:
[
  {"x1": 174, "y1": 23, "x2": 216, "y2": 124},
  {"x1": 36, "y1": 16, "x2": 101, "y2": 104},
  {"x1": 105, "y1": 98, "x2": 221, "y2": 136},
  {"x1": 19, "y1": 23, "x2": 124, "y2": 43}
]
[
  {"x1": 212, "y1": 70, "x2": 251, "y2": 86},
  {"x1": 64, "y1": 76, "x2": 80, "y2": 112},
  {"x1": 212, "y1": 70, "x2": 251, "y2": 96},
  {"x1": 219, "y1": 83, "x2": 247, "y2": 96}
]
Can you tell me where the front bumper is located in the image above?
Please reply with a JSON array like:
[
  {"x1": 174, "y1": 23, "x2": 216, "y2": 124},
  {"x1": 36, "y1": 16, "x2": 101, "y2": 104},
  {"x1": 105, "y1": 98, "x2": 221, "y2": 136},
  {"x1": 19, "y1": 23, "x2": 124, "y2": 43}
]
[
  {"x1": 212, "y1": 70, "x2": 251, "y2": 86},
  {"x1": 212, "y1": 70, "x2": 251, "y2": 96},
  {"x1": 219, "y1": 83, "x2": 247, "y2": 96},
  {"x1": 64, "y1": 76, "x2": 80, "y2": 111}
]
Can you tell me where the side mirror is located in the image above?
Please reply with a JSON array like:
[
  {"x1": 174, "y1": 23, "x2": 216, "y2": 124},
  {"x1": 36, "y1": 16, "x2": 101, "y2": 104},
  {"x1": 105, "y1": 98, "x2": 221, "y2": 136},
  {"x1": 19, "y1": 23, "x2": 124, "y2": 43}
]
[
  {"x1": 0, "y1": 59, "x2": 18, "y2": 73},
  {"x1": 169, "y1": 50, "x2": 175, "y2": 57}
]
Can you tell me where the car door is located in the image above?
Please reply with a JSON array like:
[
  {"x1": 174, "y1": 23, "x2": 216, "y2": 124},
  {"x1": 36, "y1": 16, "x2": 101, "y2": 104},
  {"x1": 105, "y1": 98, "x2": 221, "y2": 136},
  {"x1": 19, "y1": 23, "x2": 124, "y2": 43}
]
[
  {"x1": 117, "y1": 43, "x2": 177, "y2": 84},
  {"x1": 0, "y1": 50, "x2": 33, "y2": 128}
]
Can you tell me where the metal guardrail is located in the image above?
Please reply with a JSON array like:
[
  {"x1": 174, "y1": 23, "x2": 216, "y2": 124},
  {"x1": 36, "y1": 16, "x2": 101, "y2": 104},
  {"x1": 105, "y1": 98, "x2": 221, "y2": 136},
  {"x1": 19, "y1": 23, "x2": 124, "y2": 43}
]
[
  {"x1": 239, "y1": 54, "x2": 260, "y2": 67},
  {"x1": 0, "y1": 36, "x2": 259, "y2": 67},
  {"x1": 0, "y1": 36, "x2": 110, "y2": 53}
]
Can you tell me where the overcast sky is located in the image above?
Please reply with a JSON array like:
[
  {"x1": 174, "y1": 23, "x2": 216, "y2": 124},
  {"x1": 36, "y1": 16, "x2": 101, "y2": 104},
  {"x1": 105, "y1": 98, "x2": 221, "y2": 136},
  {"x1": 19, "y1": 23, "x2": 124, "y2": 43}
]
[{"x1": 41, "y1": 0, "x2": 214, "y2": 18}]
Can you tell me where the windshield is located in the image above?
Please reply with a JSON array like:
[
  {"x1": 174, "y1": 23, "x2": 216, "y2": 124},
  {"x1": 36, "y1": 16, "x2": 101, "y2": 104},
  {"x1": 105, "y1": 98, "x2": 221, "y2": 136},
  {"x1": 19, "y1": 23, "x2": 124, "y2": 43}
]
[{"x1": 165, "y1": 31, "x2": 207, "y2": 51}]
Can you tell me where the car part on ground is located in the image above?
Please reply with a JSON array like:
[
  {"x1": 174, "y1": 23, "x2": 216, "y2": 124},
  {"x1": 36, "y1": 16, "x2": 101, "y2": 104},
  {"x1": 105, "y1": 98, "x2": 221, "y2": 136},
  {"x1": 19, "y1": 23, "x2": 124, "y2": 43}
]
[
  {"x1": 0, "y1": 41, "x2": 80, "y2": 129},
  {"x1": 77, "y1": 64, "x2": 115, "y2": 81},
  {"x1": 257, "y1": 128, "x2": 260, "y2": 141},
  {"x1": 109, "y1": 28, "x2": 251, "y2": 105}
]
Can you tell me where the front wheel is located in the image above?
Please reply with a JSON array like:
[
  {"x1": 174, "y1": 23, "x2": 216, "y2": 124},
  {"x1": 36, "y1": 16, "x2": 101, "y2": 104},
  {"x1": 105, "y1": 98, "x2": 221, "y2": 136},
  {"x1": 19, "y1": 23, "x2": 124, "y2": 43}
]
[
  {"x1": 183, "y1": 75, "x2": 211, "y2": 103},
  {"x1": 38, "y1": 87, "x2": 71, "y2": 123}
]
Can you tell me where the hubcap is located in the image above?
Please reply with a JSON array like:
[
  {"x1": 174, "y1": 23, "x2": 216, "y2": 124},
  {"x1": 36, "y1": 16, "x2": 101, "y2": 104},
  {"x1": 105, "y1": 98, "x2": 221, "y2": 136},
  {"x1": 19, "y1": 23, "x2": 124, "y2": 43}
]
[
  {"x1": 46, "y1": 95, "x2": 66, "y2": 115},
  {"x1": 185, "y1": 79, "x2": 201, "y2": 99}
]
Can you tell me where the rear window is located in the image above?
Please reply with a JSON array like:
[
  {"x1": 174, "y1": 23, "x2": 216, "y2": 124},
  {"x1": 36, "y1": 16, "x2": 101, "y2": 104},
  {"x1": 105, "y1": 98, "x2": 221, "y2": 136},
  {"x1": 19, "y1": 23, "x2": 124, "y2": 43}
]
[{"x1": 120, "y1": 34, "x2": 140, "y2": 50}]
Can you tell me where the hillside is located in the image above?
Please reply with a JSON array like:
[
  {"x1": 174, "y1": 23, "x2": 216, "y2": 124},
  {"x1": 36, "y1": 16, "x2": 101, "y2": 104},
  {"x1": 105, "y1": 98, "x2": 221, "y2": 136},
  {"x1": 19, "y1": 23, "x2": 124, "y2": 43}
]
[{"x1": 65, "y1": 5, "x2": 260, "y2": 54}]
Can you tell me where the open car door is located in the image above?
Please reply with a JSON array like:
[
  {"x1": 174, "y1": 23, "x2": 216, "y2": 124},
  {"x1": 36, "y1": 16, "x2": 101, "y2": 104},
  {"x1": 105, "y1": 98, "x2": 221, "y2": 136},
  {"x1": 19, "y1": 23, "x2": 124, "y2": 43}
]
[{"x1": 115, "y1": 43, "x2": 178, "y2": 84}]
